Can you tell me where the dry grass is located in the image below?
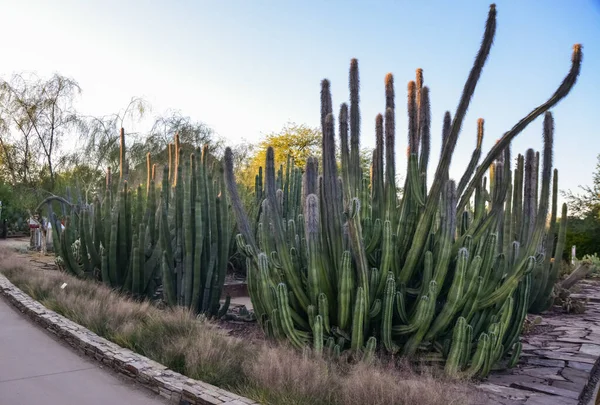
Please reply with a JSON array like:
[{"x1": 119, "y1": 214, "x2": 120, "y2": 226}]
[{"x1": 0, "y1": 247, "x2": 477, "y2": 405}]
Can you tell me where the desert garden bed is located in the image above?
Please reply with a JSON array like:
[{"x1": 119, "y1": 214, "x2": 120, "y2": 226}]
[{"x1": 0, "y1": 246, "x2": 478, "y2": 405}]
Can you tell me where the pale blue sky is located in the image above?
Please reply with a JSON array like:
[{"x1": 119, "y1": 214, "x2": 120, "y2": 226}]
[{"x1": 1, "y1": 0, "x2": 599, "y2": 204}]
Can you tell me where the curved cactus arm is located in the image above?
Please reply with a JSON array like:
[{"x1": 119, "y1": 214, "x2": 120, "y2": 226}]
[
  {"x1": 400, "y1": 5, "x2": 497, "y2": 284},
  {"x1": 337, "y1": 251, "x2": 353, "y2": 331},
  {"x1": 461, "y1": 333, "x2": 490, "y2": 378},
  {"x1": 425, "y1": 248, "x2": 468, "y2": 340},
  {"x1": 376, "y1": 220, "x2": 393, "y2": 296},
  {"x1": 318, "y1": 293, "x2": 331, "y2": 335},
  {"x1": 191, "y1": 195, "x2": 204, "y2": 311},
  {"x1": 503, "y1": 273, "x2": 531, "y2": 354},
  {"x1": 532, "y1": 203, "x2": 568, "y2": 313},
  {"x1": 362, "y1": 336, "x2": 377, "y2": 363},
  {"x1": 160, "y1": 198, "x2": 176, "y2": 306},
  {"x1": 276, "y1": 283, "x2": 307, "y2": 349},
  {"x1": 402, "y1": 280, "x2": 438, "y2": 356},
  {"x1": 458, "y1": 44, "x2": 582, "y2": 214},
  {"x1": 78, "y1": 210, "x2": 93, "y2": 275},
  {"x1": 508, "y1": 342, "x2": 522, "y2": 368},
  {"x1": 351, "y1": 287, "x2": 366, "y2": 351},
  {"x1": 61, "y1": 217, "x2": 85, "y2": 278},
  {"x1": 313, "y1": 314, "x2": 324, "y2": 356},
  {"x1": 82, "y1": 208, "x2": 101, "y2": 270},
  {"x1": 369, "y1": 299, "x2": 382, "y2": 319},
  {"x1": 382, "y1": 274, "x2": 399, "y2": 353},
  {"x1": 445, "y1": 317, "x2": 468, "y2": 378},
  {"x1": 478, "y1": 256, "x2": 534, "y2": 309},
  {"x1": 460, "y1": 324, "x2": 474, "y2": 370},
  {"x1": 183, "y1": 158, "x2": 194, "y2": 308},
  {"x1": 392, "y1": 295, "x2": 429, "y2": 336}
]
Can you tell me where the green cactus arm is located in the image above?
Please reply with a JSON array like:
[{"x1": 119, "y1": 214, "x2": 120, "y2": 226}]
[
  {"x1": 369, "y1": 299, "x2": 382, "y2": 319},
  {"x1": 61, "y1": 217, "x2": 85, "y2": 278},
  {"x1": 313, "y1": 314, "x2": 324, "y2": 356},
  {"x1": 108, "y1": 202, "x2": 119, "y2": 287},
  {"x1": 82, "y1": 208, "x2": 101, "y2": 270},
  {"x1": 457, "y1": 44, "x2": 582, "y2": 213},
  {"x1": 400, "y1": 5, "x2": 497, "y2": 284},
  {"x1": 351, "y1": 287, "x2": 366, "y2": 351},
  {"x1": 502, "y1": 273, "x2": 531, "y2": 353},
  {"x1": 425, "y1": 249, "x2": 468, "y2": 340},
  {"x1": 183, "y1": 158, "x2": 194, "y2": 308},
  {"x1": 401, "y1": 281, "x2": 438, "y2": 356},
  {"x1": 337, "y1": 250, "x2": 353, "y2": 331},
  {"x1": 532, "y1": 203, "x2": 568, "y2": 313},
  {"x1": 191, "y1": 195, "x2": 204, "y2": 311},
  {"x1": 461, "y1": 333, "x2": 489, "y2": 378},
  {"x1": 77, "y1": 209, "x2": 92, "y2": 275},
  {"x1": 318, "y1": 293, "x2": 331, "y2": 335},
  {"x1": 382, "y1": 274, "x2": 399, "y2": 353},
  {"x1": 444, "y1": 317, "x2": 468, "y2": 378},
  {"x1": 508, "y1": 342, "x2": 522, "y2": 368},
  {"x1": 276, "y1": 283, "x2": 307, "y2": 349},
  {"x1": 132, "y1": 246, "x2": 141, "y2": 295}
]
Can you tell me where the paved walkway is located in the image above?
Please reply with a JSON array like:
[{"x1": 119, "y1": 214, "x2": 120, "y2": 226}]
[{"x1": 0, "y1": 298, "x2": 167, "y2": 405}]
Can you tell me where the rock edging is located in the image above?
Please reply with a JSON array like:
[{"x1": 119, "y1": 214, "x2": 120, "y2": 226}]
[{"x1": 0, "y1": 274, "x2": 258, "y2": 405}]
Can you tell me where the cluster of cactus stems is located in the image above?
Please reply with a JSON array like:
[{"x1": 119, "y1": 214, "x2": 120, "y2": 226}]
[
  {"x1": 49, "y1": 129, "x2": 230, "y2": 317},
  {"x1": 225, "y1": 4, "x2": 582, "y2": 378}
]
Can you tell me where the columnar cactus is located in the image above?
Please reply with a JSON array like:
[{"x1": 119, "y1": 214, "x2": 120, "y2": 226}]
[
  {"x1": 48, "y1": 129, "x2": 230, "y2": 316},
  {"x1": 225, "y1": 3, "x2": 582, "y2": 378}
]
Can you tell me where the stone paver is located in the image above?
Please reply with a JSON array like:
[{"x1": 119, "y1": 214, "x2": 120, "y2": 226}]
[{"x1": 481, "y1": 280, "x2": 600, "y2": 404}]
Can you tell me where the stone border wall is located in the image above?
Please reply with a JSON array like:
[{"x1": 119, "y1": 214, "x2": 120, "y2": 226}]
[{"x1": 0, "y1": 274, "x2": 258, "y2": 405}]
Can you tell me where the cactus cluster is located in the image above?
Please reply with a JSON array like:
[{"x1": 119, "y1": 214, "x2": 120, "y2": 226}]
[
  {"x1": 225, "y1": 4, "x2": 582, "y2": 377},
  {"x1": 48, "y1": 130, "x2": 230, "y2": 316}
]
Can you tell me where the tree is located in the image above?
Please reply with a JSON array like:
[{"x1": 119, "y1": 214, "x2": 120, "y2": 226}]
[
  {"x1": 77, "y1": 97, "x2": 149, "y2": 173},
  {"x1": 563, "y1": 153, "x2": 600, "y2": 258},
  {"x1": 0, "y1": 73, "x2": 82, "y2": 191},
  {"x1": 240, "y1": 122, "x2": 321, "y2": 188},
  {"x1": 563, "y1": 154, "x2": 600, "y2": 218}
]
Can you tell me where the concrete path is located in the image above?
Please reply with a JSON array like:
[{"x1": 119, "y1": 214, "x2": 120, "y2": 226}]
[{"x1": 0, "y1": 298, "x2": 167, "y2": 405}]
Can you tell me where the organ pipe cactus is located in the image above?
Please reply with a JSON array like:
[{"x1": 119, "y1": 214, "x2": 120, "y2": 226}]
[
  {"x1": 225, "y1": 3, "x2": 582, "y2": 378},
  {"x1": 160, "y1": 142, "x2": 231, "y2": 316},
  {"x1": 48, "y1": 129, "x2": 230, "y2": 316}
]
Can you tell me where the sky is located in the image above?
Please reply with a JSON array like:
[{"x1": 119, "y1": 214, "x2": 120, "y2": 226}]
[{"x1": 0, "y1": 0, "x2": 599, "y2": 205}]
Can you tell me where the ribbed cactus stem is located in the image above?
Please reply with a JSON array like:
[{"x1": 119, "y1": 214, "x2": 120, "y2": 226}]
[
  {"x1": 339, "y1": 103, "x2": 351, "y2": 201},
  {"x1": 320, "y1": 79, "x2": 333, "y2": 137},
  {"x1": 183, "y1": 157, "x2": 194, "y2": 308},
  {"x1": 385, "y1": 72, "x2": 394, "y2": 110},
  {"x1": 416, "y1": 68, "x2": 424, "y2": 140},
  {"x1": 173, "y1": 134, "x2": 180, "y2": 187},
  {"x1": 321, "y1": 111, "x2": 344, "y2": 273},
  {"x1": 349, "y1": 58, "x2": 361, "y2": 195},
  {"x1": 146, "y1": 153, "x2": 151, "y2": 194},
  {"x1": 119, "y1": 128, "x2": 126, "y2": 180},
  {"x1": 168, "y1": 143, "x2": 173, "y2": 183},
  {"x1": 457, "y1": 119, "x2": 484, "y2": 197},
  {"x1": 384, "y1": 105, "x2": 396, "y2": 218},
  {"x1": 372, "y1": 114, "x2": 385, "y2": 220},
  {"x1": 521, "y1": 149, "x2": 537, "y2": 247},
  {"x1": 302, "y1": 157, "x2": 319, "y2": 212},
  {"x1": 407, "y1": 81, "x2": 418, "y2": 154},
  {"x1": 418, "y1": 86, "x2": 431, "y2": 186}
]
